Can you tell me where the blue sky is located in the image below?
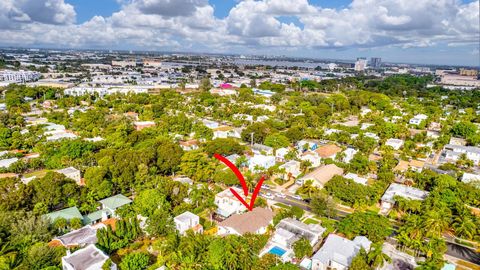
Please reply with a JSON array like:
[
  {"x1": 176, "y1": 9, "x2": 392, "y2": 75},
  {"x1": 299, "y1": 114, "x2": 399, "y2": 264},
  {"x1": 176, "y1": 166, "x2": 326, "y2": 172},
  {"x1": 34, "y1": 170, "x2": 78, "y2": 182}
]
[{"x1": 1, "y1": 0, "x2": 479, "y2": 66}]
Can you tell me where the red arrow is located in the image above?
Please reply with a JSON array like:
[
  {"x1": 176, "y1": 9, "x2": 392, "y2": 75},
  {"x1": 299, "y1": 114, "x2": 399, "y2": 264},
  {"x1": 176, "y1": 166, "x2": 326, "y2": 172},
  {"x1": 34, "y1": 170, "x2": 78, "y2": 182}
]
[{"x1": 214, "y1": 154, "x2": 265, "y2": 211}]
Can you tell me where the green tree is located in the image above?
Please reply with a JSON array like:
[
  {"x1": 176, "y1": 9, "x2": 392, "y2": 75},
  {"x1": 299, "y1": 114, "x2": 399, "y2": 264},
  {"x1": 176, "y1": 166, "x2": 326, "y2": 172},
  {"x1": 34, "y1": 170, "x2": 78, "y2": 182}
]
[
  {"x1": 203, "y1": 138, "x2": 244, "y2": 156},
  {"x1": 292, "y1": 238, "x2": 312, "y2": 259},
  {"x1": 264, "y1": 133, "x2": 290, "y2": 149},
  {"x1": 350, "y1": 248, "x2": 371, "y2": 270},
  {"x1": 119, "y1": 252, "x2": 150, "y2": 270},
  {"x1": 337, "y1": 211, "x2": 391, "y2": 242},
  {"x1": 156, "y1": 139, "x2": 184, "y2": 175},
  {"x1": 69, "y1": 218, "x2": 83, "y2": 230},
  {"x1": 367, "y1": 243, "x2": 391, "y2": 268},
  {"x1": 451, "y1": 122, "x2": 477, "y2": 138}
]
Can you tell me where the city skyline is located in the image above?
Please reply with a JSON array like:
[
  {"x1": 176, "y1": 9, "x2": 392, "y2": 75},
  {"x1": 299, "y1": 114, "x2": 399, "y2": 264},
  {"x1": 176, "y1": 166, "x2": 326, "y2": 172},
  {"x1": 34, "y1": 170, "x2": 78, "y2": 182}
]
[{"x1": 0, "y1": 0, "x2": 479, "y2": 66}]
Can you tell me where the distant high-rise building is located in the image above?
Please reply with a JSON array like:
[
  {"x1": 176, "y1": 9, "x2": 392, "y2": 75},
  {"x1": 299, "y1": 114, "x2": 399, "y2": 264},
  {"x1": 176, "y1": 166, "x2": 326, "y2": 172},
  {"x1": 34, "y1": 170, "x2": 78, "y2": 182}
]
[
  {"x1": 354, "y1": 58, "x2": 367, "y2": 72},
  {"x1": 370, "y1": 57, "x2": 382, "y2": 68}
]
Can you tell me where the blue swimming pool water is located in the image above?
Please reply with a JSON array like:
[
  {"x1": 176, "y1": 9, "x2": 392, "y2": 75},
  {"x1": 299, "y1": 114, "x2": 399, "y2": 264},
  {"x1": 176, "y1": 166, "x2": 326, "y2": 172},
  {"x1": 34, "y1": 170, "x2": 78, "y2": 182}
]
[{"x1": 268, "y1": 246, "x2": 286, "y2": 256}]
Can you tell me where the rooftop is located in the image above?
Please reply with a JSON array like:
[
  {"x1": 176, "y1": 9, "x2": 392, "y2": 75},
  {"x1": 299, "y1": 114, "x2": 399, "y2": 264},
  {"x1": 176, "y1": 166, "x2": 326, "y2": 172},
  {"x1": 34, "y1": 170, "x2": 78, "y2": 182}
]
[
  {"x1": 55, "y1": 225, "x2": 98, "y2": 247},
  {"x1": 44, "y1": 206, "x2": 83, "y2": 222},
  {"x1": 312, "y1": 234, "x2": 371, "y2": 268},
  {"x1": 219, "y1": 207, "x2": 274, "y2": 235},
  {"x1": 99, "y1": 194, "x2": 132, "y2": 210},
  {"x1": 62, "y1": 244, "x2": 110, "y2": 270},
  {"x1": 381, "y1": 183, "x2": 429, "y2": 204}
]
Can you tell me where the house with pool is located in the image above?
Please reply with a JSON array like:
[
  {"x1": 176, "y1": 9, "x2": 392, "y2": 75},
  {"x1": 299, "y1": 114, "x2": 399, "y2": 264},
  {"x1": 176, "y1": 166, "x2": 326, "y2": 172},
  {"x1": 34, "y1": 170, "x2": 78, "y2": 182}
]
[{"x1": 260, "y1": 218, "x2": 326, "y2": 262}]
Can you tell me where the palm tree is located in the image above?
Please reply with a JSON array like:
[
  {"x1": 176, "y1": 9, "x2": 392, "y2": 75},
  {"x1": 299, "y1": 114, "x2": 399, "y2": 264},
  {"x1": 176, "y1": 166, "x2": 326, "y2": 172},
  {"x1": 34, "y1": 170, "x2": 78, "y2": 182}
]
[
  {"x1": 367, "y1": 243, "x2": 391, "y2": 269},
  {"x1": 298, "y1": 180, "x2": 319, "y2": 198},
  {"x1": 422, "y1": 210, "x2": 451, "y2": 238},
  {"x1": 452, "y1": 215, "x2": 477, "y2": 240},
  {"x1": 300, "y1": 160, "x2": 312, "y2": 174}
]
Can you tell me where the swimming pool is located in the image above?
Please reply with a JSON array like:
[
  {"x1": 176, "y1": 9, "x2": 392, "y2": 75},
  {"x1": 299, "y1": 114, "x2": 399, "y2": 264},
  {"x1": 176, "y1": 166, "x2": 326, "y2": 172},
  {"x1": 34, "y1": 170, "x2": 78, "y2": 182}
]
[{"x1": 268, "y1": 246, "x2": 286, "y2": 256}]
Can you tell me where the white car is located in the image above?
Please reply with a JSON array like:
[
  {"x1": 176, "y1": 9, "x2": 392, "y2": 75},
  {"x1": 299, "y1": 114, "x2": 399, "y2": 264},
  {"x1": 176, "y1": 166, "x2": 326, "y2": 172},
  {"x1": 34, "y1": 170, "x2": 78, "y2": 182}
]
[
  {"x1": 291, "y1": 195, "x2": 303, "y2": 200},
  {"x1": 263, "y1": 193, "x2": 274, "y2": 199},
  {"x1": 275, "y1": 193, "x2": 286, "y2": 198}
]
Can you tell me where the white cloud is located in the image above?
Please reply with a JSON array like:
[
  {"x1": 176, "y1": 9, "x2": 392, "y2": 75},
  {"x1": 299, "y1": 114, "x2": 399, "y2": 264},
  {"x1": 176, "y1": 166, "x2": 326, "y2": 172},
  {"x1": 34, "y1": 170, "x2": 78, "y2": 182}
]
[{"x1": 0, "y1": 0, "x2": 477, "y2": 61}]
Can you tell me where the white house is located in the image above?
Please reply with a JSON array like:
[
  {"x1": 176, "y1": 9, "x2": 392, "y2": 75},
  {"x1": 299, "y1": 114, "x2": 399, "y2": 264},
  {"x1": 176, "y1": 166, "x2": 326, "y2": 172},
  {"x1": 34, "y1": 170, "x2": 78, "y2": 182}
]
[
  {"x1": 311, "y1": 234, "x2": 371, "y2": 270},
  {"x1": 461, "y1": 173, "x2": 480, "y2": 184},
  {"x1": 278, "y1": 160, "x2": 301, "y2": 180},
  {"x1": 380, "y1": 183, "x2": 429, "y2": 214},
  {"x1": 276, "y1": 147, "x2": 291, "y2": 162},
  {"x1": 299, "y1": 151, "x2": 321, "y2": 168},
  {"x1": 0, "y1": 158, "x2": 19, "y2": 169},
  {"x1": 218, "y1": 207, "x2": 274, "y2": 236},
  {"x1": 248, "y1": 154, "x2": 276, "y2": 172},
  {"x1": 56, "y1": 167, "x2": 81, "y2": 184},
  {"x1": 344, "y1": 173, "x2": 368, "y2": 185},
  {"x1": 260, "y1": 218, "x2": 326, "y2": 262},
  {"x1": 252, "y1": 143, "x2": 274, "y2": 155},
  {"x1": 343, "y1": 148, "x2": 357, "y2": 163},
  {"x1": 212, "y1": 126, "x2": 241, "y2": 139},
  {"x1": 385, "y1": 138, "x2": 404, "y2": 150},
  {"x1": 174, "y1": 211, "x2": 203, "y2": 235},
  {"x1": 409, "y1": 114, "x2": 428, "y2": 126},
  {"x1": 443, "y1": 144, "x2": 480, "y2": 165},
  {"x1": 62, "y1": 244, "x2": 116, "y2": 270},
  {"x1": 215, "y1": 187, "x2": 248, "y2": 218}
]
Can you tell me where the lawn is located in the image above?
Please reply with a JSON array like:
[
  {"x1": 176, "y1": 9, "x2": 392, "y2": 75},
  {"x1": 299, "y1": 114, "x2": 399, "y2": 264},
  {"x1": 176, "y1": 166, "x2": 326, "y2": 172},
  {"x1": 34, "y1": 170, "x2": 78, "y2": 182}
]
[
  {"x1": 274, "y1": 203, "x2": 291, "y2": 209},
  {"x1": 23, "y1": 169, "x2": 50, "y2": 178},
  {"x1": 304, "y1": 218, "x2": 320, "y2": 225}
]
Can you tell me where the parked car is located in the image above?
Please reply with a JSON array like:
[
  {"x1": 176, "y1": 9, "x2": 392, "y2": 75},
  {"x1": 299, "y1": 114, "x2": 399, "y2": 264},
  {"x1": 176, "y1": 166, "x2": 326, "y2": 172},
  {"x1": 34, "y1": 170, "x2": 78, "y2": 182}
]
[{"x1": 291, "y1": 195, "x2": 303, "y2": 200}]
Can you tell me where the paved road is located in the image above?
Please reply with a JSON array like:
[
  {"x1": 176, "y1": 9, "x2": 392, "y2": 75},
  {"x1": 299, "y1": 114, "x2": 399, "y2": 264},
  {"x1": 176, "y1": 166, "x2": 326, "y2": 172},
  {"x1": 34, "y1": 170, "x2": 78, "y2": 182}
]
[{"x1": 260, "y1": 188, "x2": 480, "y2": 266}]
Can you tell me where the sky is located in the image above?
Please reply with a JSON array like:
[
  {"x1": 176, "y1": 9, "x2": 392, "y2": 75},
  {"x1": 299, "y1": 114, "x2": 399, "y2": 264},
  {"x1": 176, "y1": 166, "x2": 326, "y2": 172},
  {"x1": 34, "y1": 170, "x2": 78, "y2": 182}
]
[{"x1": 0, "y1": 0, "x2": 479, "y2": 66}]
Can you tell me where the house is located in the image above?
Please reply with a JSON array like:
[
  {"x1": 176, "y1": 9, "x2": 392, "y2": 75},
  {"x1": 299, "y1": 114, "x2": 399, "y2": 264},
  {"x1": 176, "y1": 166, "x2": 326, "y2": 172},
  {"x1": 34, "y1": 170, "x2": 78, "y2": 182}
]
[
  {"x1": 215, "y1": 187, "x2": 248, "y2": 218},
  {"x1": 179, "y1": 139, "x2": 199, "y2": 151},
  {"x1": 174, "y1": 211, "x2": 203, "y2": 235},
  {"x1": 315, "y1": 144, "x2": 342, "y2": 159},
  {"x1": 461, "y1": 173, "x2": 480, "y2": 184},
  {"x1": 133, "y1": 121, "x2": 156, "y2": 131},
  {"x1": 379, "y1": 243, "x2": 417, "y2": 270},
  {"x1": 385, "y1": 138, "x2": 404, "y2": 150},
  {"x1": 99, "y1": 194, "x2": 132, "y2": 217},
  {"x1": 212, "y1": 126, "x2": 241, "y2": 139},
  {"x1": 0, "y1": 158, "x2": 18, "y2": 168},
  {"x1": 44, "y1": 207, "x2": 83, "y2": 223},
  {"x1": 248, "y1": 154, "x2": 276, "y2": 172},
  {"x1": 173, "y1": 175, "x2": 194, "y2": 185},
  {"x1": 84, "y1": 194, "x2": 132, "y2": 225},
  {"x1": 260, "y1": 218, "x2": 326, "y2": 262},
  {"x1": 364, "y1": 132, "x2": 380, "y2": 140},
  {"x1": 443, "y1": 144, "x2": 480, "y2": 164},
  {"x1": 361, "y1": 123, "x2": 374, "y2": 130},
  {"x1": 343, "y1": 148, "x2": 357, "y2": 163},
  {"x1": 46, "y1": 132, "x2": 78, "y2": 142},
  {"x1": 380, "y1": 183, "x2": 429, "y2": 214},
  {"x1": 344, "y1": 173, "x2": 368, "y2": 185},
  {"x1": 278, "y1": 160, "x2": 301, "y2": 180},
  {"x1": 56, "y1": 167, "x2": 82, "y2": 184},
  {"x1": 297, "y1": 164, "x2": 344, "y2": 187},
  {"x1": 276, "y1": 147, "x2": 290, "y2": 162},
  {"x1": 51, "y1": 225, "x2": 100, "y2": 248},
  {"x1": 297, "y1": 140, "x2": 318, "y2": 152},
  {"x1": 409, "y1": 114, "x2": 428, "y2": 126},
  {"x1": 252, "y1": 143, "x2": 274, "y2": 155},
  {"x1": 62, "y1": 244, "x2": 116, "y2": 270},
  {"x1": 218, "y1": 207, "x2": 274, "y2": 236},
  {"x1": 253, "y1": 88, "x2": 275, "y2": 98},
  {"x1": 311, "y1": 234, "x2": 371, "y2": 270},
  {"x1": 393, "y1": 160, "x2": 424, "y2": 173},
  {"x1": 202, "y1": 119, "x2": 220, "y2": 129},
  {"x1": 300, "y1": 148, "x2": 322, "y2": 166}
]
